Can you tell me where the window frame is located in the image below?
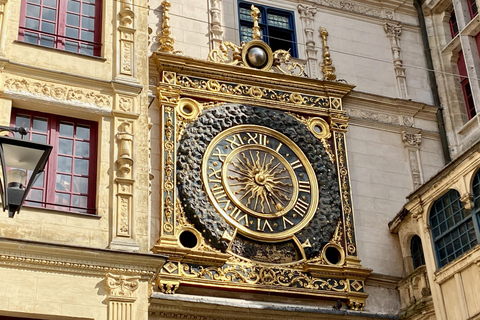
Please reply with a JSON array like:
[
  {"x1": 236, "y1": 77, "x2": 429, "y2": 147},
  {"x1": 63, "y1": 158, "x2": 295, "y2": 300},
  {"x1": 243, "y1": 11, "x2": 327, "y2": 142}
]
[
  {"x1": 18, "y1": 0, "x2": 102, "y2": 56},
  {"x1": 10, "y1": 108, "x2": 98, "y2": 214},
  {"x1": 429, "y1": 189, "x2": 479, "y2": 268},
  {"x1": 457, "y1": 51, "x2": 477, "y2": 120},
  {"x1": 410, "y1": 235, "x2": 426, "y2": 270},
  {"x1": 468, "y1": 0, "x2": 478, "y2": 19},
  {"x1": 238, "y1": 1, "x2": 298, "y2": 58},
  {"x1": 449, "y1": 8, "x2": 459, "y2": 38}
]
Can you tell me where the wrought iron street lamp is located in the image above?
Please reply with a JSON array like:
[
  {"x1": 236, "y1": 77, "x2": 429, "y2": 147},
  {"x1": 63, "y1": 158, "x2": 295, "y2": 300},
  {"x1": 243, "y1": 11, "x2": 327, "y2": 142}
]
[{"x1": 0, "y1": 126, "x2": 52, "y2": 217}]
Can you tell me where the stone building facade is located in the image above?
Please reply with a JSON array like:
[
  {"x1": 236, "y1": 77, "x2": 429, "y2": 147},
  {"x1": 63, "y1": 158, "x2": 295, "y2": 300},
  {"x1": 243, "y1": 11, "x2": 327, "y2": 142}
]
[{"x1": 0, "y1": 0, "x2": 477, "y2": 319}]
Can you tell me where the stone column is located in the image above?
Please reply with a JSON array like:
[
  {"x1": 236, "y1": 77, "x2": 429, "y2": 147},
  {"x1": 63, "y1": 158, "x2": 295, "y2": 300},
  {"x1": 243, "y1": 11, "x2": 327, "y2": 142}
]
[
  {"x1": 0, "y1": 0, "x2": 8, "y2": 56},
  {"x1": 384, "y1": 22, "x2": 408, "y2": 99},
  {"x1": 105, "y1": 273, "x2": 141, "y2": 320},
  {"x1": 401, "y1": 131, "x2": 423, "y2": 189},
  {"x1": 298, "y1": 4, "x2": 318, "y2": 78}
]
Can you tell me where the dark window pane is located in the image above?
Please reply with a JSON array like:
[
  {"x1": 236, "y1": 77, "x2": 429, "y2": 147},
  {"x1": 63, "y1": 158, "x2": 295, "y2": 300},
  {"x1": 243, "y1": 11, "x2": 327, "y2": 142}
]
[
  {"x1": 40, "y1": 35, "x2": 54, "y2": 47},
  {"x1": 26, "y1": 4, "x2": 40, "y2": 17},
  {"x1": 57, "y1": 156, "x2": 73, "y2": 173},
  {"x1": 25, "y1": 18, "x2": 40, "y2": 30},
  {"x1": 73, "y1": 176, "x2": 88, "y2": 193},
  {"x1": 72, "y1": 195, "x2": 87, "y2": 209},
  {"x1": 59, "y1": 138, "x2": 73, "y2": 154},
  {"x1": 59, "y1": 122, "x2": 74, "y2": 136},
  {"x1": 75, "y1": 141, "x2": 90, "y2": 157},
  {"x1": 267, "y1": 13, "x2": 290, "y2": 28},
  {"x1": 81, "y1": 16, "x2": 94, "y2": 30},
  {"x1": 33, "y1": 117, "x2": 48, "y2": 132},
  {"x1": 32, "y1": 133, "x2": 47, "y2": 143},
  {"x1": 81, "y1": 30, "x2": 93, "y2": 42},
  {"x1": 66, "y1": 27, "x2": 79, "y2": 39},
  {"x1": 67, "y1": 13, "x2": 80, "y2": 26},
  {"x1": 56, "y1": 174, "x2": 72, "y2": 192},
  {"x1": 24, "y1": 32, "x2": 39, "y2": 44},
  {"x1": 42, "y1": 7, "x2": 56, "y2": 21},
  {"x1": 83, "y1": 3, "x2": 95, "y2": 16},
  {"x1": 76, "y1": 125, "x2": 90, "y2": 140},
  {"x1": 74, "y1": 158, "x2": 89, "y2": 175},
  {"x1": 44, "y1": 0, "x2": 57, "y2": 7},
  {"x1": 67, "y1": 0, "x2": 80, "y2": 13},
  {"x1": 15, "y1": 115, "x2": 30, "y2": 128},
  {"x1": 33, "y1": 171, "x2": 44, "y2": 187},
  {"x1": 41, "y1": 21, "x2": 55, "y2": 34},
  {"x1": 80, "y1": 43, "x2": 93, "y2": 55},
  {"x1": 65, "y1": 40, "x2": 78, "y2": 53},
  {"x1": 28, "y1": 0, "x2": 41, "y2": 3}
]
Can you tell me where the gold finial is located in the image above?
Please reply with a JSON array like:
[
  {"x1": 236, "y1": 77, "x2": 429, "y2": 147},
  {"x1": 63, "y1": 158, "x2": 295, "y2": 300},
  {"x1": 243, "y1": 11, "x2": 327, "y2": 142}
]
[
  {"x1": 251, "y1": 5, "x2": 261, "y2": 41},
  {"x1": 158, "y1": 0, "x2": 175, "y2": 53},
  {"x1": 320, "y1": 27, "x2": 336, "y2": 81}
]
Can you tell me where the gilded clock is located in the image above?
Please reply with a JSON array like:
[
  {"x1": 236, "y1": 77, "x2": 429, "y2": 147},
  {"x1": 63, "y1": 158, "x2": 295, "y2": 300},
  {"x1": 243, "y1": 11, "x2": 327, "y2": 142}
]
[{"x1": 177, "y1": 105, "x2": 341, "y2": 262}]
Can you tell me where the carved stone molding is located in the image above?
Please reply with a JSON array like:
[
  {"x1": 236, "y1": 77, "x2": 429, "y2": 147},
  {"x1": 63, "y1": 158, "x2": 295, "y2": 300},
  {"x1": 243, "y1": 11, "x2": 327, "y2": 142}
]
[
  {"x1": 210, "y1": 0, "x2": 223, "y2": 49},
  {"x1": 460, "y1": 193, "x2": 474, "y2": 212},
  {"x1": 106, "y1": 273, "x2": 140, "y2": 297},
  {"x1": 0, "y1": 0, "x2": 7, "y2": 55},
  {"x1": 116, "y1": 121, "x2": 134, "y2": 178},
  {"x1": 298, "y1": 4, "x2": 318, "y2": 78},
  {"x1": 402, "y1": 131, "x2": 422, "y2": 148},
  {"x1": 384, "y1": 22, "x2": 408, "y2": 99},
  {"x1": 307, "y1": 0, "x2": 394, "y2": 19},
  {"x1": 4, "y1": 76, "x2": 112, "y2": 108},
  {"x1": 346, "y1": 107, "x2": 400, "y2": 125}
]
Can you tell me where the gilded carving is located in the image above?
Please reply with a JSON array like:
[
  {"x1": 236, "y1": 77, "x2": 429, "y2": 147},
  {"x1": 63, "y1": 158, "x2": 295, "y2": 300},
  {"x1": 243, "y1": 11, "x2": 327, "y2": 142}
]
[
  {"x1": 177, "y1": 75, "x2": 330, "y2": 109},
  {"x1": 320, "y1": 27, "x2": 337, "y2": 81},
  {"x1": 106, "y1": 273, "x2": 140, "y2": 297},
  {"x1": 158, "y1": 280, "x2": 179, "y2": 294},
  {"x1": 4, "y1": 76, "x2": 112, "y2": 108},
  {"x1": 158, "y1": 0, "x2": 176, "y2": 53},
  {"x1": 272, "y1": 50, "x2": 305, "y2": 76},
  {"x1": 335, "y1": 132, "x2": 356, "y2": 255},
  {"x1": 175, "y1": 261, "x2": 348, "y2": 292}
]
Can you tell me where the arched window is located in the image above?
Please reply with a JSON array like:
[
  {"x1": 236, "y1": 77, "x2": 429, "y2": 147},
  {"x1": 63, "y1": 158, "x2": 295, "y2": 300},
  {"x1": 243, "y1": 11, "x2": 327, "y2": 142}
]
[
  {"x1": 430, "y1": 190, "x2": 477, "y2": 268},
  {"x1": 410, "y1": 235, "x2": 425, "y2": 270}
]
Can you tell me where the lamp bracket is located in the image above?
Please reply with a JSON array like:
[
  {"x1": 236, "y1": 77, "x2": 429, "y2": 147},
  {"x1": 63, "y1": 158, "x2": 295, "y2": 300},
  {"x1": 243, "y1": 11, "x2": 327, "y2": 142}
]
[{"x1": 0, "y1": 126, "x2": 28, "y2": 138}]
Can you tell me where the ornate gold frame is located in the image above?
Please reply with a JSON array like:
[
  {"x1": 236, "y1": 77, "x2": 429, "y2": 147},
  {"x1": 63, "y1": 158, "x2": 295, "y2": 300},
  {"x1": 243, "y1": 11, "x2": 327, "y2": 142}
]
[{"x1": 152, "y1": 51, "x2": 370, "y2": 310}]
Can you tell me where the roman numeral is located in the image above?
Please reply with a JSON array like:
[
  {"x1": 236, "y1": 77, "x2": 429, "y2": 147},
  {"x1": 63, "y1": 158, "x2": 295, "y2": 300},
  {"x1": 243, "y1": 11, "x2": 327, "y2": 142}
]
[
  {"x1": 208, "y1": 167, "x2": 222, "y2": 180},
  {"x1": 226, "y1": 134, "x2": 244, "y2": 149},
  {"x1": 282, "y1": 216, "x2": 294, "y2": 229},
  {"x1": 229, "y1": 207, "x2": 242, "y2": 220},
  {"x1": 247, "y1": 133, "x2": 267, "y2": 146},
  {"x1": 298, "y1": 180, "x2": 310, "y2": 193},
  {"x1": 289, "y1": 159, "x2": 302, "y2": 170},
  {"x1": 293, "y1": 199, "x2": 309, "y2": 217},
  {"x1": 212, "y1": 185, "x2": 227, "y2": 200},
  {"x1": 212, "y1": 147, "x2": 228, "y2": 162},
  {"x1": 275, "y1": 142, "x2": 283, "y2": 153}
]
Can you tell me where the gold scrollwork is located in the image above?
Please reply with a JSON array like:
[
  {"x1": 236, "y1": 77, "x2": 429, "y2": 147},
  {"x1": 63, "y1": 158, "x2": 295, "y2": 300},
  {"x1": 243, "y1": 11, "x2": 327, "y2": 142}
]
[
  {"x1": 335, "y1": 133, "x2": 356, "y2": 256},
  {"x1": 272, "y1": 50, "x2": 305, "y2": 76},
  {"x1": 176, "y1": 98, "x2": 202, "y2": 142},
  {"x1": 208, "y1": 41, "x2": 243, "y2": 65},
  {"x1": 179, "y1": 262, "x2": 348, "y2": 292},
  {"x1": 176, "y1": 75, "x2": 330, "y2": 109}
]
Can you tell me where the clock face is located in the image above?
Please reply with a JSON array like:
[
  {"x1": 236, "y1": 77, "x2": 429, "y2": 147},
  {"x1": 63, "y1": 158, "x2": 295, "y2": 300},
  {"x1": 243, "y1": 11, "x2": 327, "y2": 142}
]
[{"x1": 202, "y1": 125, "x2": 318, "y2": 242}]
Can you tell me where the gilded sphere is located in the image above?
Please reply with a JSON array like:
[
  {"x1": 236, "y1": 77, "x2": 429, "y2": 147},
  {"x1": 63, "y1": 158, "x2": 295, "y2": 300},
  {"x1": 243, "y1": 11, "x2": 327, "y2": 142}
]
[{"x1": 247, "y1": 47, "x2": 267, "y2": 68}]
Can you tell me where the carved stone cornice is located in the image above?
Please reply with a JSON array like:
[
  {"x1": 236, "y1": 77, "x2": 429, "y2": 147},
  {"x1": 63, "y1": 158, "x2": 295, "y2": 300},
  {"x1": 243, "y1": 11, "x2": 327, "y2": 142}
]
[
  {"x1": 0, "y1": 237, "x2": 165, "y2": 280},
  {"x1": 304, "y1": 0, "x2": 395, "y2": 20}
]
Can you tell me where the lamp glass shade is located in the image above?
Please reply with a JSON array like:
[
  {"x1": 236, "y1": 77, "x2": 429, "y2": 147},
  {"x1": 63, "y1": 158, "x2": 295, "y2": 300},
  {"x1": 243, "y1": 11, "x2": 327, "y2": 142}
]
[
  {"x1": 2, "y1": 144, "x2": 47, "y2": 170},
  {"x1": 7, "y1": 169, "x2": 27, "y2": 188}
]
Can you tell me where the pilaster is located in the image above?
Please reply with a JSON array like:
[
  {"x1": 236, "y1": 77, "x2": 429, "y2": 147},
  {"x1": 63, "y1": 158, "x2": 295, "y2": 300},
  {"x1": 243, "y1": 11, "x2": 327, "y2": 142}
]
[
  {"x1": 117, "y1": 0, "x2": 136, "y2": 81},
  {"x1": 298, "y1": 4, "x2": 318, "y2": 78},
  {"x1": 210, "y1": 0, "x2": 223, "y2": 50},
  {"x1": 0, "y1": 0, "x2": 7, "y2": 56},
  {"x1": 106, "y1": 273, "x2": 141, "y2": 320},
  {"x1": 384, "y1": 22, "x2": 408, "y2": 99},
  {"x1": 402, "y1": 131, "x2": 423, "y2": 189}
]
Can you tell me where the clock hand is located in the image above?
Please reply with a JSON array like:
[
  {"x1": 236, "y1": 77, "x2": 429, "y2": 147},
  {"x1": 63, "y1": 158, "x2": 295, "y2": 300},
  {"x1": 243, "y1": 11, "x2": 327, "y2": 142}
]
[{"x1": 265, "y1": 186, "x2": 283, "y2": 211}]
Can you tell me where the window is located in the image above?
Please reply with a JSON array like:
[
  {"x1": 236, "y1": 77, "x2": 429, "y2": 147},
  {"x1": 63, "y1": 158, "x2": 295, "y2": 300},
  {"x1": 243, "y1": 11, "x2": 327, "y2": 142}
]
[
  {"x1": 430, "y1": 190, "x2": 478, "y2": 268},
  {"x1": 11, "y1": 108, "x2": 97, "y2": 214},
  {"x1": 449, "y1": 9, "x2": 459, "y2": 38},
  {"x1": 468, "y1": 0, "x2": 478, "y2": 19},
  {"x1": 18, "y1": 0, "x2": 102, "y2": 56},
  {"x1": 410, "y1": 235, "x2": 425, "y2": 270},
  {"x1": 238, "y1": 1, "x2": 297, "y2": 57},
  {"x1": 457, "y1": 52, "x2": 477, "y2": 119}
]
